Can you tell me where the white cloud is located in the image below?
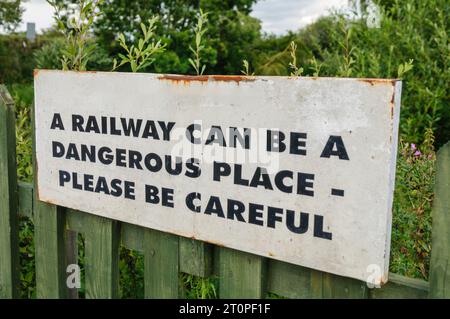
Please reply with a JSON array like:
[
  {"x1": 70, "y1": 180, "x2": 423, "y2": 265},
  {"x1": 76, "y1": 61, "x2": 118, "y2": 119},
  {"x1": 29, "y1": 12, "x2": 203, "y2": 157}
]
[
  {"x1": 251, "y1": 0, "x2": 350, "y2": 35},
  {"x1": 19, "y1": 0, "x2": 54, "y2": 32}
]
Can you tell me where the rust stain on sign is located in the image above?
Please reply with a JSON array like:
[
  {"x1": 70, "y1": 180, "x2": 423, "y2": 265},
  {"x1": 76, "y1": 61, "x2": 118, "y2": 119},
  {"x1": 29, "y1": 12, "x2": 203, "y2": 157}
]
[
  {"x1": 34, "y1": 69, "x2": 99, "y2": 78},
  {"x1": 358, "y1": 78, "x2": 397, "y2": 86},
  {"x1": 390, "y1": 89, "x2": 396, "y2": 104},
  {"x1": 158, "y1": 74, "x2": 255, "y2": 85},
  {"x1": 176, "y1": 233, "x2": 228, "y2": 248},
  {"x1": 390, "y1": 92, "x2": 395, "y2": 121}
]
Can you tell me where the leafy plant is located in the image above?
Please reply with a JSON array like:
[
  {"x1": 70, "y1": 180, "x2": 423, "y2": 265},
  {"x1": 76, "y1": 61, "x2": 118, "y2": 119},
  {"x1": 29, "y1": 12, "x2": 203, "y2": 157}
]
[
  {"x1": 34, "y1": 36, "x2": 112, "y2": 71},
  {"x1": 397, "y1": 59, "x2": 414, "y2": 78},
  {"x1": 309, "y1": 56, "x2": 322, "y2": 77},
  {"x1": 188, "y1": 9, "x2": 209, "y2": 75},
  {"x1": 0, "y1": 33, "x2": 42, "y2": 83},
  {"x1": 241, "y1": 59, "x2": 254, "y2": 76},
  {"x1": 391, "y1": 128, "x2": 436, "y2": 279},
  {"x1": 15, "y1": 107, "x2": 32, "y2": 181},
  {"x1": 112, "y1": 16, "x2": 166, "y2": 73},
  {"x1": 288, "y1": 41, "x2": 303, "y2": 76},
  {"x1": 47, "y1": 0, "x2": 104, "y2": 71},
  {"x1": 18, "y1": 217, "x2": 35, "y2": 299},
  {"x1": 337, "y1": 19, "x2": 355, "y2": 77},
  {"x1": 119, "y1": 248, "x2": 144, "y2": 298},
  {"x1": 180, "y1": 273, "x2": 217, "y2": 299},
  {"x1": 34, "y1": 38, "x2": 67, "y2": 70},
  {"x1": 10, "y1": 84, "x2": 33, "y2": 182}
]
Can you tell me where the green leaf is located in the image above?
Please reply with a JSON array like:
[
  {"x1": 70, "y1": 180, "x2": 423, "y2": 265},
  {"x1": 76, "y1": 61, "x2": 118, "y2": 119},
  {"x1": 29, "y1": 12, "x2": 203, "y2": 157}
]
[
  {"x1": 188, "y1": 58, "x2": 198, "y2": 73},
  {"x1": 118, "y1": 33, "x2": 126, "y2": 43},
  {"x1": 83, "y1": 1, "x2": 93, "y2": 13},
  {"x1": 57, "y1": 20, "x2": 65, "y2": 31},
  {"x1": 141, "y1": 22, "x2": 147, "y2": 37},
  {"x1": 196, "y1": 33, "x2": 201, "y2": 48},
  {"x1": 131, "y1": 60, "x2": 137, "y2": 72}
]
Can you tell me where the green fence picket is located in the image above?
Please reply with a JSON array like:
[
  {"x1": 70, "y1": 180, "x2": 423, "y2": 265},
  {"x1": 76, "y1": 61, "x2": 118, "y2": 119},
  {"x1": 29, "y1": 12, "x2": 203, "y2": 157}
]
[
  {"x1": 144, "y1": 228, "x2": 180, "y2": 298},
  {"x1": 34, "y1": 202, "x2": 68, "y2": 298},
  {"x1": 219, "y1": 247, "x2": 267, "y2": 298},
  {"x1": 32, "y1": 101, "x2": 68, "y2": 299},
  {"x1": 429, "y1": 142, "x2": 450, "y2": 298},
  {"x1": 0, "y1": 85, "x2": 20, "y2": 298},
  {"x1": 83, "y1": 213, "x2": 120, "y2": 299},
  {"x1": 179, "y1": 238, "x2": 212, "y2": 278}
]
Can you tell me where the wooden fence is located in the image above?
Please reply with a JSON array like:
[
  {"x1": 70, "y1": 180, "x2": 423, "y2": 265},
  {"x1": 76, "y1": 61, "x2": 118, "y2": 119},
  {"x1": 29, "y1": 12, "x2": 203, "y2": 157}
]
[{"x1": 1, "y1": 85, "x2": 449, "y2": 299}]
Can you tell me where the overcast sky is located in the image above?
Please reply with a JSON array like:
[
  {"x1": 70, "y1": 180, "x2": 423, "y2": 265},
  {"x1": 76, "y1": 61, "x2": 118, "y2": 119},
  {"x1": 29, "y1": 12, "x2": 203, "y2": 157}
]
[{"x1": 18, "y1": 0, "x2": 349, "y2": 35}]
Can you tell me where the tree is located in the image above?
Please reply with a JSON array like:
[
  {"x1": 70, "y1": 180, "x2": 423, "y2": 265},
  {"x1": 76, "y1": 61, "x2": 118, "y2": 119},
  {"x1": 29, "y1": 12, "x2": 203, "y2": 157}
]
[
  {"x1": 0, "y1": 0, "x2": 24, "y2": 32},
  {"x1": 92, "y1": 0, "x2": 261, "y2": 74}
]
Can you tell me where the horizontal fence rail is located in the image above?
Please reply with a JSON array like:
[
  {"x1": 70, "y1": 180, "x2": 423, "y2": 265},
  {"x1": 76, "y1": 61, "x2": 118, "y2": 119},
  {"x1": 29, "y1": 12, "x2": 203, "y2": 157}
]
[
  {"x1": 1, "y1": 85, "x2": 449, "y2": 299},
  {"x1": 14, "y1": 182, "x2": 432, "y2": 299}
]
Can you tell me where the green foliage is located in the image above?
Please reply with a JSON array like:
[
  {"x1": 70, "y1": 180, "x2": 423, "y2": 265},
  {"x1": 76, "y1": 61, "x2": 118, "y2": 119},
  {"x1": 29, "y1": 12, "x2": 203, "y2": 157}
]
[
  {"x1": 336, "y1": 19, "x2": 356, "y2": 77},
  {"x1": 119, "y1": 248, "x2": 144, "y2": 298},
  {"x1": 47, "y1": 0, "x2": 104, "y2": 71},
  {"x1": 87, "y1": 0, "x2": 258, "y2": 74},
  {"x1": 288, "y1": 41, "x2": 303, "y2": 76},
  {"x1": 15, "y1": 106, "x2": 32, "y2": 181},
  {"x1": 397, "y1": 58, "x2": 414, "y2": 78},
  {"x1": 241, "y1": 59, "x2": 254, "y2": 76},
  {"x1": 188, "y1": 9, "x2": 209, "y2": 75},
  {"x1": 33, "y1": 36, "x2": 113, "y2": 71},
  {"x1": 267, "y1": 292, "x2": 287, "y2": 299},
  {"x1": 113, "y1": 16, "x2": 166, "y2": 73},
  {"x1": 18, "y1": 217, "x2": 36, "y2": 298},
  {"x1": 77, "y1": 233, "x2": 86, "y2": 298},
  {"x1": 33, "y1": 38, "x2": 67, "y2": 70},
  {"x1": 0, "y1": 34, "x2": 41, "y2": 84},
  {"x1": 180, "y1": 273, "x2": 217, "y2": 299},
  {"x1": 9, "y1": 83, "x2": 33, "y2": 182},
  {"x1": 309, "y1": 56, "x2": 323, "y2": 77},
  {"x1": 0, "y1": 0, "x2": 24, "y2": 32},
  {"x1": 391, "y1": 129, "x2": 436, "y2": 280}
]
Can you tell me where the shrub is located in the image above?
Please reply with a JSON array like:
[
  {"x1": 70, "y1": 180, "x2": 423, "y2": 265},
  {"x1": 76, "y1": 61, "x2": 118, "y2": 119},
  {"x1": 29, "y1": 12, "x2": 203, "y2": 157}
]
[
  {"x1": 34, "y1": 37, "x2": 112, "y2": 71},
  {"x1": 34, "y1": 38, "x2": 66, "y2": 70},
  {"x1": 0, "y1": 34, "x2": 39, "y2": 83},
  {"x1": 391, "y1": 129, "x2": 436, "y2": 279}
]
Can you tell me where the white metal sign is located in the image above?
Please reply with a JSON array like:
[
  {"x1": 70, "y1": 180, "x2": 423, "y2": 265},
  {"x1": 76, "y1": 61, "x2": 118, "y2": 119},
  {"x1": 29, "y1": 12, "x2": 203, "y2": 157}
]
[{"x1": 34, "y1": 70, "x2": 401, "y2": 284}]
